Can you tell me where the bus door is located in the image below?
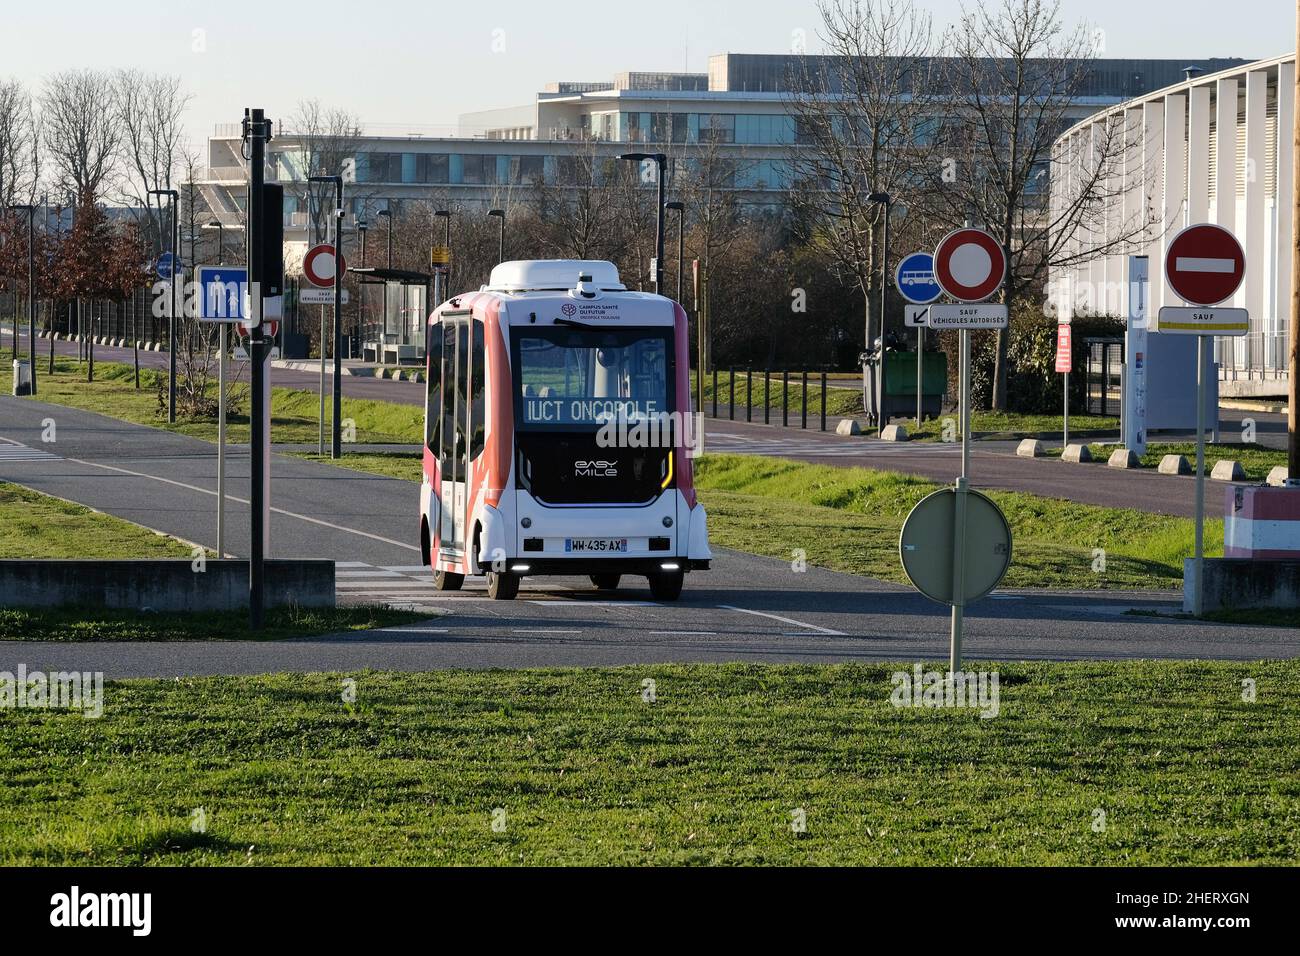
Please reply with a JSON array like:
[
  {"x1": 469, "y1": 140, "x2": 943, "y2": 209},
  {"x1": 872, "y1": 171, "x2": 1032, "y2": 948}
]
[{"x1": 438, "y1": 314, "x2": 470, "y2": 559}]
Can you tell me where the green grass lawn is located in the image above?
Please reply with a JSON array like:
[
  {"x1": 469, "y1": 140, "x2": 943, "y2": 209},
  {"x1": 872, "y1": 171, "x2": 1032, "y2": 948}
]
[
  {"x1": 1, "y1": 661, "x2": 1295, "y2": 865},
  {"x1": 908, "y1": 410, "x2": 1119, "y2": 441},
  {"x1": 0, "y1": 482, "x2": 197, "y2": 560},
  {"x1": 0, "y1": 604, "x2": 425, "y2": 642},
  {"x1": 0, "y1": 358, "x2": 422, "y2": 445},
  {"x1": 694, "y1": 455, "x2": 1219, "y2": 590},
  {"x1": 290, "y1": 451, "x2": 424, "y2": 481}
]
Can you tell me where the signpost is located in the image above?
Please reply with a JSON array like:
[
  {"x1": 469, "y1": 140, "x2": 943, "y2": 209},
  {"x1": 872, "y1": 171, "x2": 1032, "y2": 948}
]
[
  {"x1": 196, "y1": 265, "x2": 250, "y2": 559},
  {"x1": 303, "y1": 241, "x2": 347, "y2": 457},
  {"x1": 902, "y1": 227, "x2": 1012, "y2": 671},
  {"x1": 303, "y1": 243, "x2": 346, "y2": 288},
  {"x1": 1123, "y1": 256, "x2": 1149, "y2": 457},
  {"x1": 155, "y1": 252, "x2": 180, "y2": 281},
  {"x1": 896, "y1": 251, "x2": 940, "y2": 426},
  {"x1": 1157, "y1": 224, "x2": 1249, "y2": 615}
]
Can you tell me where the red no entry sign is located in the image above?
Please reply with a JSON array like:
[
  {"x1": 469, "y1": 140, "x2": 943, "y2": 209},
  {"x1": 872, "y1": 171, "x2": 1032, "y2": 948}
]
[
  {"x1": 1164, "y1": 224, "x2": 1244, "y2": 306},
  {"x1": 933, "y1": 228, "x2": 1007, "y2": 303},
  {"x1": 303, "y1": 243, "x2": 346, "y2": 288}
]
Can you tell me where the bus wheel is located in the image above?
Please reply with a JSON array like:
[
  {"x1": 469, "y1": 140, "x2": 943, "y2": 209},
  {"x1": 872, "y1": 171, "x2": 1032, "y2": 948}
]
[
  {"x1": 647, "y1": 570, "x2": 684, "y2": 601},
  {"x1": 590, "y1": 573, "x2": 621, "y2": 591},
  {"x1": 433, "y1": 568, "x2": 464, "y2": 591},
  {"x1": 486, "y1": 571, "x2": 520, "y2": 600}
]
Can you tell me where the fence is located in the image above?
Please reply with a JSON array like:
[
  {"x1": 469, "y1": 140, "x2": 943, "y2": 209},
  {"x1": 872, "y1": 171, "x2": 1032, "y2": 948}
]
[
  {"x1": 705, "y1": 366, "x2": 835, "y2": 432},
  {"x1": 1, "y1": 288, "x2": 170, "y2": 348}
]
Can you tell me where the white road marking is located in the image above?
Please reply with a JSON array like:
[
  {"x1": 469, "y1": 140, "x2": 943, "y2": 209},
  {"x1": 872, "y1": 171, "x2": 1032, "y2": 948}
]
[
  {"x1": 61, "y1": 456, "x2": 420, "y2": 552},
  {"x1": 0, "y1": 439, "x2": 60, "y2": 462},
  {"x1": 718, "y1": 604, "x2": 846, "y2": 635}
]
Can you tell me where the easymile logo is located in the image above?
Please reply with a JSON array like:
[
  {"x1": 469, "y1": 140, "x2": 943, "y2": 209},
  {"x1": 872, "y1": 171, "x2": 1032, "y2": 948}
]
[
  {"x1": 575, "y1": 459, "x2": 618, "y2": 477},
  {"x1": 49, "y1": 886, "x2": 151, "y2": 937}
]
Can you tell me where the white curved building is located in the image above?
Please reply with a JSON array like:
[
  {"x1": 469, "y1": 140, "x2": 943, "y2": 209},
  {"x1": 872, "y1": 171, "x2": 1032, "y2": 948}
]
[{"x1": 1052, "y1": 54, "x2": 1293, "y2": 394}]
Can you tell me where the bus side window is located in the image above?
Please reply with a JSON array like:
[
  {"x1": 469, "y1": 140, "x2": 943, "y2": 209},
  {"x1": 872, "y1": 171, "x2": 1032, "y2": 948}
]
[
  {"x1": 425, "y1": 321, "x2": 443, "y2": 456},
  {"x1": 469, "y1": 320, "x2": 486, "y2": 459}
]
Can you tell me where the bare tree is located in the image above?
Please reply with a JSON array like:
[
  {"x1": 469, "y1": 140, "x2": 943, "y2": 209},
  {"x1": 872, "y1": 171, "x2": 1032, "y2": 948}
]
[
  {"x1": 785, "y1": 0, "x2": 936, "y2": 422},
  {"x1": 528, "y1": 139, "x2": 623, "y2": 261},
  {"x1": 40, "y1": 70, "x2": 121, "y2": 204},
  {"x1": 114, "y1": 70, "x2": 190, "y2": 255},
  {"x1": 290, "y1": 99, "x2": 364, "y2": 242},
  {"x1": 923, "y1": 0, "x2": 1156, "y2": 409},
  {"x1": 0, "y1": 78, "x2": 38, "y2": 209}
]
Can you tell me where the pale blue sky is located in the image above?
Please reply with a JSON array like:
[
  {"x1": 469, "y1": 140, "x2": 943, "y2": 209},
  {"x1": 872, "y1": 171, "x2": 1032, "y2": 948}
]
[{"x1": 0, "y1": 0, "x2": 1288, "y2": 150}]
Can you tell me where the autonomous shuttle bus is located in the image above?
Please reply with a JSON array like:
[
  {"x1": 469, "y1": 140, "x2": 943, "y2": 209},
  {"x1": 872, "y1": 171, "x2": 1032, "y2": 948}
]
[{"x1": 419, "y1": 259, "x2": 711, "y2": 600}]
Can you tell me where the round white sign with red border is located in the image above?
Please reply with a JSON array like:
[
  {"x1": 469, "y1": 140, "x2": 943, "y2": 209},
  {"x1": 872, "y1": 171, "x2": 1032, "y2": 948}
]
[
  {"x1": 238, "y1": 319, "x2": 279, "y2": 338},
  {"x1": 1164, "y1": 223, "x2": 1245, "y2": 307},
  {"x1": 933, "y1": 228, "x2": 1007, "y2": 303},
  {"x1": 303, "y1": 243, "x2": 346, "y2": 288}
]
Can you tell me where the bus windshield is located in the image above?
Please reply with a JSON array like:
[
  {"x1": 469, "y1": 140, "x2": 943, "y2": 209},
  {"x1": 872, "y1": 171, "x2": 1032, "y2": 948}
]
[{"x1": 514, "y1": 327, "x2": 671, "y2": 429}]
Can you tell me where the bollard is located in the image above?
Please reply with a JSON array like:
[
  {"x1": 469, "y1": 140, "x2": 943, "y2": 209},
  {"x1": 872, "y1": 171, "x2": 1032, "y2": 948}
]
[
  {"x1": 746, "y1": 367, "x2": 753, "y2": 423},
  {"x1": 820, "y1": 371, "x2": 827, "y2": 431},
  {"x1": 764, "y1": 366, "x2": 771, "y2": 425},
  {"x1": 782, "y1": 368, "x2": 789, "y2": 427},
  {"x1": 800, "y1": 370, "x2": 808, "y2": 428},
  {"x1": 729, "y1": 367, "x2": 735, "y2": 421}
]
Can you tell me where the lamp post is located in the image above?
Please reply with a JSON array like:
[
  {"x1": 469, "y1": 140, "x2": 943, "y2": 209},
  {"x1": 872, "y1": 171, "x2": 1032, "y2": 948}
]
[
  {"x1": 149, "y1": 187, "x2": 180, "y2": 423},
  {"x1": 619, "y1": 152, "x2": 667, "y2": 293},
  {"x1": 868, "y1": 191, "x2": 892, "y2": 428},
  {"x1": 357, "y1": 220, "x2": 367, "y2": 352},
  {"x1": 7, "y1": 204, "x2": 36, "y2": 394},
  {"x1": 309, "y1": 174, "x2": 346, "y2": 459},
  {"x1": 488, "y1": 208, "x2": 505, "y2": 264},
  {"x1": 664, "y1": 201, "x2": 685, "y2": 304},
  {"x1": 377, "y1": 208, "x2": 392, "y2": 340},
  {"x1": 434, "y1": 209, "x2": 451, "y2": 305}
]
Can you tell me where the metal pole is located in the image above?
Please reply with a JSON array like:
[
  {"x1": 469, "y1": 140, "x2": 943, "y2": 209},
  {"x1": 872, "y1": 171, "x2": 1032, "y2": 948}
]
[
  {"x1": 821, "y1": 370, "x2": 827, "y2": 431},
  {"x1": 916, "y1": 325, "x2": 923, "y2": 427},
  {"x1": 801, "y1": 369, "x2": 808, "y2": 429},
  {"x1": 764, "y1": 367, "x2": 770, "y2": 425},
  {"x1": 1291, "y1": 0, "x2": 1300, "y2": 482},
  {"x1": 712, "y1": 366, "x2": 717, "y2": 418},
  {"x1": 746, "y1": 367, "x2": 752, "y2": 423},
  {"x1": 319, "y1": 304, "x2": 326, "y2": 455},
  {"x1": 1064, "y1": 369, "x2": 1070, "y2": 448},
  {"x1": 950, "y1": 327, "x2": 972, "y2": 673},
  {"x1": 878, "y1": 201, "x2": 890, "y2": 428},
  {"x1": 217, "y1": 321, "x2": 226, "y2": 556},
  {"x1": 676, "y1": 210, "x2": 684, "y2": 304},
  {"x1": 169, "y1": 194, "x2": 178, "y2": 423},
  {"x1": 654, "y1": 157, "x2": 665, "y2": 294},
  {"x1": 247, "y1": 108, "x2": 268, "y2": 630},
  {"x1": 782, "y1": 368, "x2": 789, "y2": 427},
  {"x1": 728, "y1": 368, "x2": 734, "y2": 421},
  {"x1": 26, "y1": 209, "x2": 35, "y2": 395},
  {"x1": 1193, "y1": 335, "x2": 1207, "y2": 615},
  {"x1": 332, "y1": 182, "x2": 343, "y2": 459}
]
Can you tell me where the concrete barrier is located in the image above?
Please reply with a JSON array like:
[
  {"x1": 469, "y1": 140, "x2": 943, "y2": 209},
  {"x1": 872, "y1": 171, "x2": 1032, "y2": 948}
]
[
  {"x1": 1224, "y1": 485, "x2": 1300, "y2": 559},
  {"x1": 1185, "y1": 558, "x2": 1300, "y2": 612},
  {"x1": 1266, "y1": 466, "x2": 1290, "y2": 487},
  {"x1": 835, "y1": 419, "x2": 861, "y2": 437},
  {"x1": 880, "y1": 424, "x2": 909, "y2": 442},
  {"x1": 1107, "y1": 448, "x2": 1140, "y2": 469},
  {"x1": 1158, "y1": 454, "x2": 1193, "y2": 475},
  {"x1": 1210, "y1": 460, "x2": 1245, "y2": 482},
  {"x1": 1061, "y1": 443, "x2": 1092, "y2": 463},
  {"x1": 1016, "y1": 439, "x2": 1044, "y2": 458},
  {"x1": 0, "y1": 559, "x2": 334, "y2": 612}
]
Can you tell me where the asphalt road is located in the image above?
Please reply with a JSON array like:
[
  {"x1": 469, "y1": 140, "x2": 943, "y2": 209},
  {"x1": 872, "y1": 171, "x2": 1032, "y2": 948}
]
[
  {"x1": 2, "y1": 396, "x2": 1297, "y2": 676},
  {"x1": 6, "y1": 330, "x2": 1268, "y2": 518}
]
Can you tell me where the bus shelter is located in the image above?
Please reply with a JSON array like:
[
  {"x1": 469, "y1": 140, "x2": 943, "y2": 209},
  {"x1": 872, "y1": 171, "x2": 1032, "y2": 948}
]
[{"x1": 352, "y1": 267, "x2": 431, "y2": 365}]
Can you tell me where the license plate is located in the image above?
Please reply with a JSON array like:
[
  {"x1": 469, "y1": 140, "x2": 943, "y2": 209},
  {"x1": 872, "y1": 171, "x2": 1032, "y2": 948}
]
[{"x1": 565, "y1": 538, "x2": 628, "y2": 553}]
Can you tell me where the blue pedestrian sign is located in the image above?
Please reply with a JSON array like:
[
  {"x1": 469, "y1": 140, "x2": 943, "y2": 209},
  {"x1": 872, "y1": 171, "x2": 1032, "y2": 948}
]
[
  {"x1": 196, "y1": 266, "x2": 249, "y2": 322},
  {"x1": 156, "y1": 251, "x2": 182, "y2": 280},
  {"x1": 895, "y1": 251, "x2": 942, "y2": 304}
]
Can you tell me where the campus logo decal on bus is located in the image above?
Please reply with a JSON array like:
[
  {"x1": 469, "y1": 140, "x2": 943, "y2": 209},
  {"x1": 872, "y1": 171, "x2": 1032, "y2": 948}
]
[
  {"x1": 561, "y1": 303, "x2": 577, "y2": 316},
  {"x1": 561, "y1": 302, "x2": 622, "y2": 319}
]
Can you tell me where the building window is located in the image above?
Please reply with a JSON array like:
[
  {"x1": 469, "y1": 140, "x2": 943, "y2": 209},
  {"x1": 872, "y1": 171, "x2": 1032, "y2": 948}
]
[
  {"x1": 460, "y1": 155, "x2": 497, "y2": 184},
  {"x1": 699, "y1": 114, "x2": 735, "y2": 144}
]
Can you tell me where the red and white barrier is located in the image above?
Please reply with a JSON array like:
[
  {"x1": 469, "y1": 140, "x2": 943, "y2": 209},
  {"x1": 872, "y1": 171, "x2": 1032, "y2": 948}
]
[{"x1": 1224, "y1": 486, "x2": 1300, "y2": 559}]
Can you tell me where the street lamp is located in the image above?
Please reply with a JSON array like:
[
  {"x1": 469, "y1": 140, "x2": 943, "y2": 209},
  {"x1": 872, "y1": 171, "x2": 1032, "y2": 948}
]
[
  {"x1": 376, "y1": 208, "x2": 393, "y2": 341},
  {"x1": 868, "y1": 191, "x2": 892, "y2": 428},
  {"x1": 203, "y1": 218, "x2": 224, "y2": 265},
  {"x1": 664, "y1": 201, "x2": 685, "y2": 304},
  {"x1": 309, "y1": 174, "x2": 346, "y2": 460},
  {"x1": 487, "y1": 208, "x2": 505, "y2": 264},
  {"x1": 149, "y1": 187, "x2": 180, "y2": 423},
  {"x1": 6, "y1": 204, "x2": 36, "y2": 395},
  {"x1": 619, "y1": 152, "x2": 667, "y2": 293},
  {"x1": 357, "y1": 219, "x2": 367, "y2": 354},
  {"x1": 434, "y1": 209, "x2": 452, "y2": 305}
]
